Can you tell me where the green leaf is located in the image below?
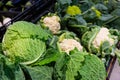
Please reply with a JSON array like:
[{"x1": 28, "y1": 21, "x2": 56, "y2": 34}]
[
  {"x1": 109, "y1": 29, "x2": 120, "y2": 40},
  {"x1": 79, "y1": 55, "x2": 106, "y2": 80},
  {"x1": 55, "y1": 49, "x2": 86, "y2": 80},
  {"x1": 100, "y1": 41, "x2": 112, "y2": 57},
  {"x1": 58, "y1": 0, "x2": 72, "y2": 5},
  {"x1": 33, "y1": 48, "x2": 60, "y2": 66},
  {"x1": 97, "y1": 14, "x2": 115, "y2": 26},
  {"x1": 0, "y1": 43, "x2": 2, "y2": 53},
  {"x1": 100, "y1": 14, "x2": 113, "y2": 21},
  {"x1": 80, "y1": 0, "x2": 94, "y2": 11},
  {"x1": 81, "y1": 27, "x2": 100, "y2": 52},
  {"x1": 65, "y1": 15, "x2": 87, "y2": 26},
  {"x1": 25, "y1": 66, "x2": 53, "y2": 80},
  {"x1": 66, "y1": 50, "x2": 85, "y2": 80},
  {"x1": 106, "y1": 0, "x2": 118, "y2": 12},
  {"x1": 111, "y1": 8, "x2": 120, "y2": 16},
  {"x1": 69, "y1": 25, "x2": 89, "y2": 38},
  {"x1": 95, "y1": 3, "x2": 108, "y2": 12},
  {"x1": 109, "y1": 18, "x2": 120, "y2": 30},
  {"x1": 72, "y1": 0, "x2": 79, "y2": 5},
  {"x1": 14, "y1": 65, "x2": 25, "y2": 80},
  {"x1": 6, "y1": 1, "x2": 13, "y2": 6},
  {"x1": 0, "y1": 58, "x2": 25, "y2": 80},
  {"x1": 54, "y1": 53, "x2": 68, "y2": 80},
  {"x1": 75, "y1": 15, "x2": 87, "y2": 25},
  {"x1": 2, "y1": 21, "x2": 48, "y2": 64}
]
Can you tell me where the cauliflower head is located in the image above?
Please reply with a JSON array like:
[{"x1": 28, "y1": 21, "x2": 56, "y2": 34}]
[
  {"x1": 92, "y1": 27, "x2": 114, "y2": 48},
  {"x1": 59, "y1": 39, "x2": 83, "y2": 54},
  {"x1": 43, "y1": 15, "x2": 61, "y2": 34}
]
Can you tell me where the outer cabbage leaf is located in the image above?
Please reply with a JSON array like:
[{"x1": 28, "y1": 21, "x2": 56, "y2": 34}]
[
  {"x1": 0, "y1": 56, "x2": 25, "y2": 80},
  {"x1": 55, "y1": 49, "x2": 86, "y2": 80},
  {"x1": 81, "y1": 27, "x2": 100, "y2": 53},
  {"x1": 23, "y1": 66, "x2": 53, "y2": 80},
  {"x1": 79, "y1": 54, "x2": 106, "y2": 80},
  {"x1": 66, "y1": 50, "x2": 86, "y2": 80},
  {"x1": 2, "y1": 21, "x2": 49, "y2": 64},
  {"x1": 32, "y1": 48, "x2": 61, "y2": 66},
  {"x1": 54, "y1": 49, "x2": 106, "y2": 80},
  {"x1": 3, "y1": 39, "x2": 46, "y2": 64},
  {"x1": 3, "y1": 21, "x2": 50, "y2": 43}
]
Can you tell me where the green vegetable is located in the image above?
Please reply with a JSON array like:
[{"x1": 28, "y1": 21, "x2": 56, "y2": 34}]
[
  {"x1": 0, "y1": 54, "x2": 25, "y2": 80},
  {"x1": 54, "y1": 49, "x2": 106, "y2": 80},
  {"x1": 32, "y1": 48, "x2": 61, "y2": 66},
  {"x1": 54, "y1": 49, "x2": 85, "y2": 80},
  {"x1": 23, "y1": 66, "x2": 53, "y2": 80},
  {"x1": 81, "y1": 26, "x2": 118, "y2": 59},
  {"x1": 81, "y1": 27, "x2": 100, "y2": 53},
  {"x1": 66, "y1": 5, "x2": 82, "y2": 16},
  {"x1": 1, "y1": 0, "x2": 120, "y2": 79},
  {"x1": 2, "y1": 21, "x2": 50, "y2": 64},
  {"x1": 79, "y1": 54, "x2": 106, "y2": 80}
]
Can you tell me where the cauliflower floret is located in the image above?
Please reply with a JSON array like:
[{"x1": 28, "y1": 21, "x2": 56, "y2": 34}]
[
  {"x1": 92, "y1": 27, "x2": 114, "y2": 48},
  {"x1": 3, "y1": 17, "x2": 11, "y2": 25},
  {"x1": 43, "y1": 16, "x2": 60, "y2": 34},
  {"x1": 59, "y1": 39, "x2": 83, "y2": 54}
]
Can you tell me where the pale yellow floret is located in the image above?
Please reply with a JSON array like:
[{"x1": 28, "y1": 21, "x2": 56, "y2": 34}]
[{"x1": 59, "y1": 39, "x2": 83, "y2": 54}]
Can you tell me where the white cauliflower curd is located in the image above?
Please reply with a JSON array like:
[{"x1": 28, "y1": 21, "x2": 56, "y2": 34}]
[
  {"x1": 43, "y1": 16, "x2": 61, "y2": 34},
  {"x1": 92, "y1": 27, "x2": 114, "y2": 48},
  {"x1": 3, "y1": 17, "x2": 11, "y2": 25},
  {"x1": 59, "y1": 39, "x2": 83, "y2": 54}
]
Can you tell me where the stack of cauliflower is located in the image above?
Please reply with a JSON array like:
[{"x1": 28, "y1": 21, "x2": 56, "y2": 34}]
[{"x1": 42, "y1": 15, "x2": 118, "y2": 57}]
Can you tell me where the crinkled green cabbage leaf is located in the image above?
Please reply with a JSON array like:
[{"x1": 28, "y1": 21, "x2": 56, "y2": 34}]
[
  {"x1": 79, "y1": 54, "x2": 106, "y2": 80},
  {"x1": 54, "y1": 49, "x2": 106, "y2": 80},
  {"x1": 2, "y1": 21, "x2": 50, "y2": 64}
]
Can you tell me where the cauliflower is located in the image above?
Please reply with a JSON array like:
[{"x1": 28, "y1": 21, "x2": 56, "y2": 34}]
[
  {"x1": 92, "y1": 27, "x2": 114, "y2": 48},
  {"x1": 59, "y1": 39, "x2": 83, "y2": 54},
  {"x1": 3, "y1": 17, "x2": 11, "y2": 25},
  {"x1": 43, "y1": 16, "x2": 61, "y2": 34}
]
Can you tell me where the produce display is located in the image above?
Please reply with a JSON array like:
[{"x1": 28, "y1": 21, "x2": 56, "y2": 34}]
[{"x1": 0, "y1": 0, "x2": 120, "y2": 80}]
